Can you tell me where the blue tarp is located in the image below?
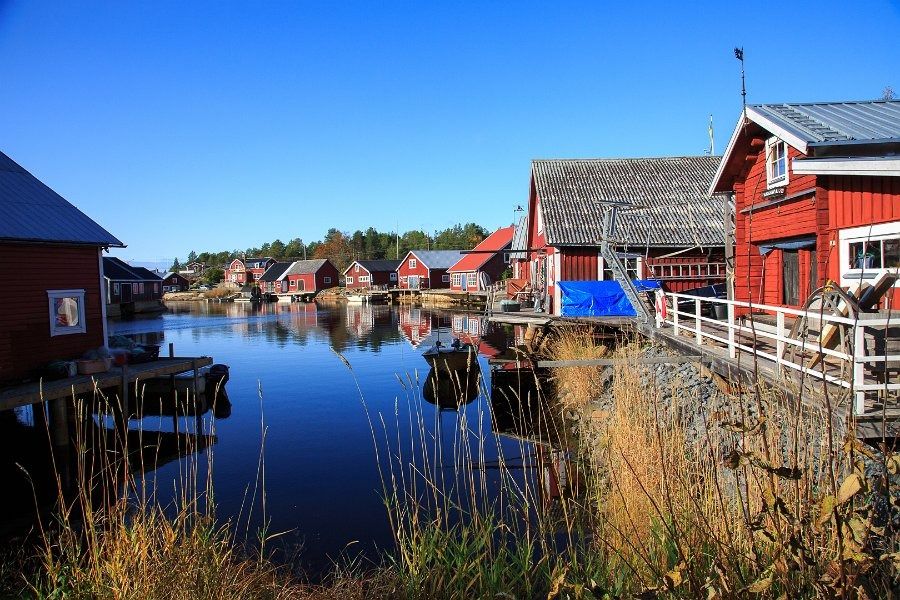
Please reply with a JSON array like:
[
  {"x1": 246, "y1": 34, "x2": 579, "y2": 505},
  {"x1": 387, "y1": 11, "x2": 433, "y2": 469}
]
[{"x1": 558, "y1": 280, "x2": 661, "y2": 317}]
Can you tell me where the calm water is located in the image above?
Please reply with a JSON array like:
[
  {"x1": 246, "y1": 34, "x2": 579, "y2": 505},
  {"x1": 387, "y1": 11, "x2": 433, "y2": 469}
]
[{"x1": 93, "y1": 300, "x2": 534, "y2": 573}]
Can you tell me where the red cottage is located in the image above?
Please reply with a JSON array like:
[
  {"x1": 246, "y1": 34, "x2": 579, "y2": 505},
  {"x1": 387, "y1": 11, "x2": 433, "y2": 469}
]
[
  {"x1": 258, "y1": 261, "x2": 293, "y2": 294},
  {"x1": 0, "y1": 150, "x2": 124, "y2": 383},
  {"x1": 396, "y1": 250, "x2": 464, "y2": 289},
  {"x1": 224, "y1": 256, "x2": 276, "y2": 286},
  {"x1": 448, "y1": 226, "x2": 515, "y2": 291},
  {"x1": 343, "y1": 259, "x2": 401, "y2": 289},
  {"x1": 522, "y1": 157, "x2": 727, "y2": 315},
  {"x1": 711, "y1": 100, "x2": 900, "y2": 310},
  {"x1": 277, "y1": 259, "x2": 339, "y2": 296},
  {"x1": 103, "y1": 257, "x2": 163, "y2": 308}
]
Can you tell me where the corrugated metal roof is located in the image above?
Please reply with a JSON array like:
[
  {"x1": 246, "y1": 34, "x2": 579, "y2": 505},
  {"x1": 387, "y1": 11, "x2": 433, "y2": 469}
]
[
  {"x1": 259, "y1": 261, "x2": 292, "y2": 282},
  {"x1": 532, "y1": 156, "x2": 725, "y2": 248},
  {"x1": 750, "y1": 100, "x2": 900, "y2": 145},
  {"x1": 509, "y1": 214, "x2": 528, "y2": 259},
  {"x1": 407, "y1": 250, "x2": 465, "y2": 270},
  {"x1": 448, "y1": 226, "x2": 514, "y2": 273},
  {"x1": 0, "y1": 150, "x2": 124, "y2": 247},
  {"x1": 280, "y1": 259, "x2": 330, "y2": 278}
]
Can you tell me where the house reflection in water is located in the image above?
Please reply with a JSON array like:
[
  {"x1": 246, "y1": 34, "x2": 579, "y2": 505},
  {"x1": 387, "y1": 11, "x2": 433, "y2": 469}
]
[{"x1": 489, "y1": 367, "x2": 580, "y2": 506}]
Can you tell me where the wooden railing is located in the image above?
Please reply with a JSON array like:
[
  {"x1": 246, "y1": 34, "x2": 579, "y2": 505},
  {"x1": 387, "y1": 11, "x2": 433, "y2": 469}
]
[{"x1": 657, "y1": 291, "x2": 899, "y2": 417}]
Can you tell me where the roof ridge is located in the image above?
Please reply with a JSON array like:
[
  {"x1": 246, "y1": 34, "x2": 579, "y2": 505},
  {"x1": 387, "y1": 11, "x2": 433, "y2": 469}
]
[{"x1": 532, "y1": 155, "x2": 720, "y2": 163}]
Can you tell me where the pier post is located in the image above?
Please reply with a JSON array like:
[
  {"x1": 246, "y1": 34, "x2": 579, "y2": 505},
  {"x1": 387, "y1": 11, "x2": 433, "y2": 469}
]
[
  {"x1": 775, "y1": 312, "x2": 785, "y2": 375},
  {"x1": 48, "y1": 396, "x2": 71, "y2": 489}
]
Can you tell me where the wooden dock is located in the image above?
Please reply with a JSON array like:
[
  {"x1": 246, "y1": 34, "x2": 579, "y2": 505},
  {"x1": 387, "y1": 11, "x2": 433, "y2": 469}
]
[{"x1": 0, "y1": 357, "x2": 213, "y2": 411}]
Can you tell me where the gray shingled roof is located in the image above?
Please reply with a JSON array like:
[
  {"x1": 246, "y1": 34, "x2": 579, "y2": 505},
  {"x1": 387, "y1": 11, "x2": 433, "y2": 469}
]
[
  {"x1": 407, "y1": 250, "x2": 464, "y2": 270},
  {"x1": 279, "y1": 259, "x2": 329, "y2": 278},
  {"x1": 0, "y1": 151, "x2": 124, "y2": 247},
  {"x1": 532, "y1": 156, "x2": 724, "y2": 248},
  {"x1": 259, "y1": 261, "x2": 292, "y2": 282},
  {"x1": 509, "y1": 214, "x2": 528, "y2": 259},
  {"x1": 749, "y1": 100, "x2": 900, "y2": 146},
  {"x1": 347, "y1": 259, "x2": 402, "y2": 274}
]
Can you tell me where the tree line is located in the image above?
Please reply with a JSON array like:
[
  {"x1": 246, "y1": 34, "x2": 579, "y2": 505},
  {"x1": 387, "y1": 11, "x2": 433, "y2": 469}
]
[{"x1": 171, "y1": 223, "x2": 492, "y2": 276}]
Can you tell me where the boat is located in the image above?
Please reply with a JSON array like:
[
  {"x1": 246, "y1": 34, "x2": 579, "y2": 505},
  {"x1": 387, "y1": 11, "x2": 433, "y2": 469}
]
[
  {"x1": 346, "y1": 294, "x2": 366, "y2": 304},
  {"x1": 422, "y1": 340, "x2": 478, "y2": 371}
]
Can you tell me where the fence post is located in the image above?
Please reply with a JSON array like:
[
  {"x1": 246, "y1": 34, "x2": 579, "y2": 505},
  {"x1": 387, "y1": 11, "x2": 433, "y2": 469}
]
[
  {"x1": 727, "y1": 301, "x2": 736, "y2": 359},
  {"x1": 695, "y1": 298, "x2": 702, "y2": 345},
  {"x1": 853, "y1": 323, "x2": 866, "y2": 416},
  {"x1": 775, "y1": 311, "x2": 785, "y2": 375},
  {"x1": 673, "y1": 295, "x2": 680, "y2": 336}
]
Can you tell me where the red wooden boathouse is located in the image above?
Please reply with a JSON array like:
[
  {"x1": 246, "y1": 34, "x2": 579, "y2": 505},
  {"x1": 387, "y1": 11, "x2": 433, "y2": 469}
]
[
  {"x1": 343, "y1": 259, "x2": 401, "y2": 289},
  {"x1": 711, "y1": 100, "x2": 900, "y2": 309},
  {"x1": 396, "y1": 250, "x2": 463, "y2": 289},
  {"x1": 447, "y1": 226, "x2": 514, "y2": 291}
]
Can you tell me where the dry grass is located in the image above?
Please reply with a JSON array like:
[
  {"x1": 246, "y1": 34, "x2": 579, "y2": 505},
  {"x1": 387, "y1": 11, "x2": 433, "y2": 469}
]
[{"x1": 203, "y1": 287, "x2": 236, "y2": 299}]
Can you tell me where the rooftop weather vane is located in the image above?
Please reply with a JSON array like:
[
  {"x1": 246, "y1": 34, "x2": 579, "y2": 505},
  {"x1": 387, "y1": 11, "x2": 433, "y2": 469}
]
[{"x1": 734, "y1": 46, "x2": 747, "y2": 117}]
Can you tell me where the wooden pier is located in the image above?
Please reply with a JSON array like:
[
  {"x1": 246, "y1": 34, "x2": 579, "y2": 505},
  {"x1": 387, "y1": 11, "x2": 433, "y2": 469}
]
[{"x1": 0, "y1": 356, "x2": 213, "y2": 412}]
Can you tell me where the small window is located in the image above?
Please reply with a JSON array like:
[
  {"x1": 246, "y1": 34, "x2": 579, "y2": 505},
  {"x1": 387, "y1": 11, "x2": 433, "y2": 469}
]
[
  {"x1": 324, "y1": 276, "x2": 332, "y2": 284},
  {"x1": 466, "y1": 273, "x2": 477, "y2": 287},
  {"x1": 114, "y1": 283, "x2": 120, "y2": 295},
  {"x1": 48, "y1": 290, "x2": 87, "y2": 336},
  {"x1": 390, "y1": 272, "x2": 397, "y2": 280},
  {"x1": 290, "y1": 279, "x2": 296, "y2": 289},
  {"x1": 359, "y1": 276, "x2": 369, "y2": 282},
  {"x1": 355, "y1": 265, "x2": 360, "y2": 273},
  {"x1": 503, "y1": 252, "x2": 510, "y2": 264},
  {"x1": 443, "y1": 274, "x2": 451, "y2": 283},
  {"x1": 409, "y1": 258, "x2": 417, "y2": 269},
  {"x1": 452, "y1": 273, "x2": 462, "y2": 287},
  {"x1": 346, "y1": 276, "x2": 354, "y2": 285},
  {"x1": 766, "y1": 137, "x2": 788, "y2": 187}
]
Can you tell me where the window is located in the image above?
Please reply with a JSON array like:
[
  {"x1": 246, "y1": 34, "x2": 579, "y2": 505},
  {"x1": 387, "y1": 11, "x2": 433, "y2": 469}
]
[
  {"x1": 466, "y1": 273, "x2": 477, "y2": 287},
  {"x1": 451, "y1": 273, "x2": 462, "y2": 287},
  {"x1": 290, "y1": 279, "x2": 296, "y2": 289},
  {"x1": 153, "y1": 283, "x2": 159, "y2": 293},
  {"x1": 359, "y1": 276, "x2": 369, "y2": 282},
  {"x1": 346, "y1": 276, "x2": 354, "y2": 285},
  {"x1": 114, "y1": 283, "x2": 120, "y2": 295},
  {"x1": 409, "y1": 258, "x2": 417, "y2": 269},
  {"x1": 600, "y1": 254, "x2": 641, "y2": 281},
  {"x1": 355, "y1": 264, "x2": 360, "y2": 273},
  {"x1": 766, "y1": 137, "x2": 788, "y2": 187},
  {"x1": 48, "y1": 290, "x2": 86, "y2": 336},
  {"x1": 443, "y1": 274, "x2": 451, "y2": 283},
  {"x1": 503, "y1": 252, "x2": 510, "y2": 264},
  {"x1": 390, "y1": 272, "x2": 397, "y2": 280},
  {"x1": 324, "y1": 276, "x2": 332, "y2": 284}
]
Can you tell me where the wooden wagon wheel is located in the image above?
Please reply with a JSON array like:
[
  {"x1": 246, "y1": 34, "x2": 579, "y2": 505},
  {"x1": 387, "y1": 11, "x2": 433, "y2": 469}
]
[{"x1": 782, "y1": 282, "x2": 859, "y2": 374}]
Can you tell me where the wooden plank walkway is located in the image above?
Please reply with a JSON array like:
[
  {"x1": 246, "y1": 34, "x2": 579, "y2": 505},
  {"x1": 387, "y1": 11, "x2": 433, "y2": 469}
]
[{"x1": 0, "y1": 357, "x2": 213, "y2": 411}]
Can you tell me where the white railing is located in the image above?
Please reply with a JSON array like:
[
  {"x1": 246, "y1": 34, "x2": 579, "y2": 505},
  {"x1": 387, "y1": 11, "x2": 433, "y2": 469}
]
[{"x1": 658, "y1": 292, "x2": 899, "y2": 417}]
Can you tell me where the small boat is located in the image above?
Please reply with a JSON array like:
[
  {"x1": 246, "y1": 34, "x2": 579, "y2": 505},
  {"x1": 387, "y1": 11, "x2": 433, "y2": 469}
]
[
  {"x1": 422, "y1": 340, "x2": 477, "y2": 371},
  {"x1": 346, "y1": 294, "x2": 366, "y2": 304}
]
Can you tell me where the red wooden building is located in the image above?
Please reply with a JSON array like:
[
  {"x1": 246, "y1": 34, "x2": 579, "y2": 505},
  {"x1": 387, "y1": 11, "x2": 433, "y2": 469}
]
[
  {"x1": 103, "y1": 257, "x2": 163, "y2": 304},
  {"x1": 343, "y1": 259, "x2": 401, "y2": 289},
  {"x1": 224, "y1": 256, "x2": 276, "y2": 286},
  {"x1": 277, "y1": 259, "x2": 339, "y2": 296},
  {"x1": 0, "y1": 150, "x2": 124, "y2": 384},
  {"x1": 711, "y1": 100, "x2": 900, "y2": 309},
  {"x1": 447, "y1": 226, "x2": 514, "y2": 291},
  {"x1": 521, "y1": 157, "x2": 727, "y2": 315},
  {"x1": 396, "y1": 250, "x2": 463, "y2": 289},
  {"x1": 162, "y1": 271, "x2": 190, "y2": 293}
]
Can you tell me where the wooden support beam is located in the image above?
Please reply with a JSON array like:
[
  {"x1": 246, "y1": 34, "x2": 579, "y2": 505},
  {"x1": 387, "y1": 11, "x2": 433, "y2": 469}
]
[{"x1": 537, "y1": 355, "x2": 702, "y2": 368}]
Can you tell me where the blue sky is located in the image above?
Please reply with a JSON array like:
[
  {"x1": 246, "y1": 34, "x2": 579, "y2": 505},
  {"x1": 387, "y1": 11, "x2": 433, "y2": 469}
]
[{"x1": 1, "y1": 1, "x2": 898, "y2": 267}]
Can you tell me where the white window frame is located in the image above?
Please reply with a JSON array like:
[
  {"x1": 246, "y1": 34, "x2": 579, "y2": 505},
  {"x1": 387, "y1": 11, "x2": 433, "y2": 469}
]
[
  {"x1": 359, "y1": 275, "x2": 370, "y2": 283},
  {"x1": 48, "y1": 289, "x2": 87, "y2": 336},
  {"x1": 598, "y1": 253, "x2": 642, "y2": 281},
  {"x1": 324, "y1": 276, "x2": 332, "y2": 284},
  {"x1": 537, "y1": 206, "x2": 544, "y2": 234},
  {"x1": 465, "y1": 272, "x2": 476, "y2": 287},
  {"x1": 443, "y1": 274, "x2": 451, "y2": 283},
  {"x1": 114, "y1": 282, "x2": 120, "y2": 295},
  {"x1": 503, "y1": 252, "x2": 510, "y2": 264},
  {"x1": 766, "y1": 137, "x2": 789, "y2": 188},
  {"x1": 355, "y1": 264, "x2": 360, "y2": 273},
  {"x1": 409, "y1": 258, "x2": 417, "y2": 269},
  {"x1": 451, "y1": 273, "x2": 462, "y2": 287},
  {"x1": 346, "y1": 276, "x2": 354, "y2": 285},
  {"x1": 839, "y1": 221, "x2": 900, "y2": 287}
]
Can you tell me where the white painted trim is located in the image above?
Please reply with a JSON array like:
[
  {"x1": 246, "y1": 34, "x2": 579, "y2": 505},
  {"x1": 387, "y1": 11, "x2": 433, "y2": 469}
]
[
  {"x1": 765, "y1": 136, "x2": 790, "y2": 188},
  {"x1": 553, "y1": 251, "x2": 561, "y2": 316},
  {"x1": 792, "y1": 157, "x2": 900, "y2": 176},
  {"x1": 99, "y1": 249, "x2": 109, "y2": 348},
  {"x1": 48, "y1": 289, "x2": 87, "y2": 336},
  {"x1": 708, "y1": 113, "x2": 747, "y2": 195},
  {"x1": 838, "y1": 221, "x2": 900, "y2": 288}
]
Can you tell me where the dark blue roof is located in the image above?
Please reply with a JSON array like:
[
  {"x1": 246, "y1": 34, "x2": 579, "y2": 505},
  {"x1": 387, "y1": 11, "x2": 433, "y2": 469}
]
[{"x1": 0, "y1": 150, "x2": 124, "y2": 247}]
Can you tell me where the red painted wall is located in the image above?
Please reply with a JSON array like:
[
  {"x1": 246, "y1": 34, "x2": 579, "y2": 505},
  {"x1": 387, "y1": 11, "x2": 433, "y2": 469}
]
[
  {"x1": 0, "y1": 243, "x2": 105, "y2": 383},
  {"x1": 107, "y1": 279, "x2": 162, "y2": 302},
  {"x1": 346, "y1": 265, "x2": 396, "y2": 288},
  {"x1": 397, "y1": 253, "x2": 437, "y2": 289}
]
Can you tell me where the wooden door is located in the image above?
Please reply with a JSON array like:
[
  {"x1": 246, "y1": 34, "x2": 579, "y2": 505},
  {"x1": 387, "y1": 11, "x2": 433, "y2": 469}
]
[
  {"x1": 120, "y1": 283, "x2": 133, "y2": 303},
  {"x1": 782, "y1": 250, "x2": 799, "y2": 306}
]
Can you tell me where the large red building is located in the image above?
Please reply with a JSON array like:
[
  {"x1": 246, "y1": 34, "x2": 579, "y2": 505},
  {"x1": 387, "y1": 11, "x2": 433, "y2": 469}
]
[
  {"x1": 396, "y1": 250, "x2": 463, "y2": 289},
  {"x1": 224, "y1": 256, "x2": 276, "y2": 286},
  {"x1": 277, "y1": 259, "x2": 339, "y2": 296},
  {"x1": 0, "y1": 150, "x2": 124, "y2": 384},
  {"x1": 711, "y1": 100, "x2": 900, "y2": 309},
  {"x1": 343, "y1": 259, "x2": 401, "y2": 289},
  {"x1": 521, "y1": 157, "x2": 728, "y2": 315}
]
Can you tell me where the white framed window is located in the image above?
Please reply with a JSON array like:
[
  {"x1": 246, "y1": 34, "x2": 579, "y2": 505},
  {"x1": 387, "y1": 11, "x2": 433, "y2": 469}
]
[
  {"x1": 451, "y1": 273, "x2": 462, "y2": 287},
  {"x1": 409, "y1": 258, "x2": 417, "y2": 269},
  {"x1": 290, "y1": 279, "x2": 296, "y2": 289},
  {"x1": 466, "y1": 272, "x2": 477, "y2": 287},
  {"x1": 503, "y1": 252, "x2": 510, "y2": 264},
  {"x1": 114, "y1": 283, "x2": 120, "y2": 295},
  {"x1": 355, "y1": 264, "x2": 360, "y2": 272},
  {"x1": 48, "y1": 289, "x2": 87, "y2": 336},
  {"x1": 346, "y1": 276, "x2": 354, "y2": 285},
  {"x1": 324, "y1": 276, "x2": 332, "y2": 284},
  {"x1": 359, "y1": 275, "x2": 370, "y2": 282},
  {"x1": 390, "y1": 272, "x2": 397, "y2": 281},
  {"x1": 766, "y1": 137, "x2": 789, "y2": 188},
  {"x1": 443, "y1": 274, "x2": 451, "y2": 283},
  {"x1": 599, "y1": 253, "x2": 642, "y2": 281},
  {"x1": 840, "y1": 222, "x2": 900, "y2": 286}
]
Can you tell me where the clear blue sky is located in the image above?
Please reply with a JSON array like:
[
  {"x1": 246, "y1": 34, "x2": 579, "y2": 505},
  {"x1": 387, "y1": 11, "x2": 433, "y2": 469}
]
[{"x1": 1, "y1": 1, "x2": 898, "y2": 266}]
